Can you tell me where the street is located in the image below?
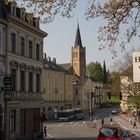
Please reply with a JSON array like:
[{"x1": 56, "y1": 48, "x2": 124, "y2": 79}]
[{"x1": 44, "y1": 106, "x2": 140, "y2": 140}]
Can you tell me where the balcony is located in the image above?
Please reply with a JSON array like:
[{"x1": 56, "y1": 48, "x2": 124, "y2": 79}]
[{"x1": 6, "y1": 91, "x2": 43, "y2": 101}]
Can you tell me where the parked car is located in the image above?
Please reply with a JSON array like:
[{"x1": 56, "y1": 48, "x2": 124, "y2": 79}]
[
  {"x1": 75, "y1": 114, "x2": 85, "y2": 120},
  {"x1": 58, "y1": 117, "x2": 69, "y2": 122},
  {"x1": 97, "y1": 124, "x2": 124, "y2": 140},
  {"x1": 123, "y1": 130, "x2": 135, "y2": 140}
]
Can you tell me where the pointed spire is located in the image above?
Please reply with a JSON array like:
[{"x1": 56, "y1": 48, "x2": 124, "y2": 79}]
[{"x1": 74, "y1": 24, "x2": 83, "y2": 48}]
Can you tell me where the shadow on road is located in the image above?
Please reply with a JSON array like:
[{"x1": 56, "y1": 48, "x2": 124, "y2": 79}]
[{"x1": 47, "y1": 137, "x2": 97, "y2": 140}]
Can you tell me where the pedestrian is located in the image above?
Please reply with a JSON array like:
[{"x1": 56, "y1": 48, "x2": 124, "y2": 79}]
[
  {"x1": 129, "y1": 117, "x2": 132, "y2": 125},
  {"x1": 43, "y1": 126, "x2": 47, "y2": 137},
  {"x1": 110, "y1": 117, "x2": 113, "y2": 125},
  {"x1": 101, "y1": 118, "x2": 104, "y2": 126},
  {"x1": 133, "y1": 121, "x2": 137, "y2": 129}
]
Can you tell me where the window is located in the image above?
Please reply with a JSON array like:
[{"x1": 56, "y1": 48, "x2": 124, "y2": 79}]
[
  {"x1": 20, "y1": 71, "x2": 25, "y2": 91},
  {"x1": 11, "y1": 33, "x2": 16, "y2": 53},
  {"x1": 11, "y1": 69, "x2": 16, "y2": 91},
  {"x1": 20, "y1": 37, "x2": 25, "y2": 56},
  {"x1": 77, "y1": 100, "x2": 80, "y2": 105},
  {"x1": 0, "y1": 32, "x2": 1, "y2": 49},
  {"x1": 75, "y1": 89, "x2": 78, "y2": 95},
  {"x1": 16, "y1": 7, "x2": 20, "y2": 18},
  {"x1": 76, "y1": 52, "x2": 78, "y2": 57},
  {"x1": 29, "y1": 41, "x2": 33, "y2": 58},
  {"x1": 48, "y1": 82, "x2": 51, "y2": 91},
  {"x1": 36, "y1": 44, "x2": 40, "y2": 60},
  {"x1": 139, "y1": 57, "x2": 140, "y2": 62},
  {"x1": 10, "y1": 109, "x2": 16, "y2": 131},
  {"x1": 29, "y1": 72, "x2": 33, "y2": 92},
  {"x1": 36, "y1": 74, "x2": 40, "y2": 92}
]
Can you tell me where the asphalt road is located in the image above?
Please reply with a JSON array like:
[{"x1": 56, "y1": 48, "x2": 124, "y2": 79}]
[{"x1": 43, "y1": 106, "x2": 140, "y2": 140}]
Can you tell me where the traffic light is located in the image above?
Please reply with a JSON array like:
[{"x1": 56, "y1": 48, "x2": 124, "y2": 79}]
[{"x1": 120, "y1": 92, "x2": 122, "y2": 100}]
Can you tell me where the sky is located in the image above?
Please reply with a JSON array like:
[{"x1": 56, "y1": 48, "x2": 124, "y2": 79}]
[{"x1": 40, "y1": 0, "x2": 140, "y2": 70}]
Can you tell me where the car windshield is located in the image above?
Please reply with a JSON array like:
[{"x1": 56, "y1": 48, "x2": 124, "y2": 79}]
[
  {"x1": 123, "y1": 130, "x2": 131, "y2": 136},
  {"x1": 100, "y1": 127, "x2": 118, "y2": 137}
]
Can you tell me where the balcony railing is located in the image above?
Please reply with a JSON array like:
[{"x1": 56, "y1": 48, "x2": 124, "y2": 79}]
[{"x1": 7, "y1": 91, "x2": 43, "y2": 101}]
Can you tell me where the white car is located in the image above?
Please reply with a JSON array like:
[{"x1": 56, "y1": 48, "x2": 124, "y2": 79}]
[{"x1": 58, "y1": 117, "x2": 69, "y2": 122}]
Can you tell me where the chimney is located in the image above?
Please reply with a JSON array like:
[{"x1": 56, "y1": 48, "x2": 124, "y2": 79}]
[
  {"x1": 43, "y1": 53, "x2": 47, "y2": 60},
  {"x1": 52, "y1": 58, "x2": 56, "y2": 64},
  {"x1": 48, "y1": 57, "x2": 51, "y2": 62}
]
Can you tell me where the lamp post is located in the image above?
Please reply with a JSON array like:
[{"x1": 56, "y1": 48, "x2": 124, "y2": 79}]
[{"x1": 90, "y1": 88, "x2": 95, "y2": 121}]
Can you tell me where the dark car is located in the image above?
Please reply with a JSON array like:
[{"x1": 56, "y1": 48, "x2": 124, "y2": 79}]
[
  {"x1": 97, "y1": 124, "x2": 124, "y2": 140},
  {"x1": 123, "y1": 130, "x2": 135, "y2": 140}
]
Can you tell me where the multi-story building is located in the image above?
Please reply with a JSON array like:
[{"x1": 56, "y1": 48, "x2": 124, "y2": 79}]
[
  {"x1": 0, "y1": 1, "x2": 47, "y2": 139},
  {"x1": 43, "y1": 55, "x2": 73, "y2": 119}
]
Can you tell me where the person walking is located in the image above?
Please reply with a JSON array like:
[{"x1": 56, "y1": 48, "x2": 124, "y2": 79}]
[
  {"x1": 101, "y1": 118, "x2": 104, "y2": 126},
  {"x1": 133, "y1": 121, "x2": 137, "y2": 129},
  {"x1": 43, "y1": 126, "x2": 47, "y2": 137},
  {"x1": 110, "y1": 117, "x2": 113, "y2": 125}
]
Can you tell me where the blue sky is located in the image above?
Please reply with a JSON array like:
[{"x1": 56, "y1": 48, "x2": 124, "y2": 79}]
[{"x1": 40, "y1": 0, "x2": 139, "y2": 70}]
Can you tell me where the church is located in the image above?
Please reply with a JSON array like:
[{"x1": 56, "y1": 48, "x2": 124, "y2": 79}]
[{"x1": 60, "y1": 24, "x2": 106, "y2": 113}]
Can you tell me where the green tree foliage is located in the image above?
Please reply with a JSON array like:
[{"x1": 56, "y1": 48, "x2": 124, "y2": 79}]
[
  {"x1": 128, "y1": 96, "x2": 140, "y2": 106},
  {"x1": 87, "y1": 61, "x2": 103, "y2": 82},
  {"x1": 103, "y1": 60, "x2": 107, "y2": 84}
]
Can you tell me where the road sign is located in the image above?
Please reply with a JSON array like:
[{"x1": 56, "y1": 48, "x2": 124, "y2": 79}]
[
  {"x1": 3, "y1": 75, "x2": 12, "y2": 86},
  {"x1": 3, "y1": 75, "x2": 13, "y2": 91}
]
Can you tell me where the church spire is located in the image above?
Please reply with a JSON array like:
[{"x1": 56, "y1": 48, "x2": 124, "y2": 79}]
[{"x1": 74, "y1": 24, "x2": 83, "y2": 48}]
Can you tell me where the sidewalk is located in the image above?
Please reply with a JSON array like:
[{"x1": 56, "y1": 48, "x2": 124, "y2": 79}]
[
  {"x1": 114, "y1": 114, "x2": 140, "y2": 137},
  {"x1": 121, "y1": 114, "x2": 140, "y2": 129}
]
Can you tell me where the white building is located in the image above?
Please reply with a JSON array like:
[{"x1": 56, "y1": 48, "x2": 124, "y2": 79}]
[{"x1": 133, "y1": 52, "x2": 140, "y2": 83}]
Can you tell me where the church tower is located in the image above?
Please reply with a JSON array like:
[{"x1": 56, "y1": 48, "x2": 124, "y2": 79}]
[{"x1": 71, "y1": 25, "x2": 86, "y2": 77}]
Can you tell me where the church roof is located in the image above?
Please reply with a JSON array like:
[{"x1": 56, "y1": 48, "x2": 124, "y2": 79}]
[
  {"x1": 74, "y1": 24, "x2": 83, "y2": 48},
  {"x1": 59, "y1": 63, "x2": 73, "y2": 74}
]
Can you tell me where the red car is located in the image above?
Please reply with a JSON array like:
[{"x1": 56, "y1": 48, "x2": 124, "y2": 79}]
[{"x1": 97, "y1": 124, "x2": 124, "y2": 140}]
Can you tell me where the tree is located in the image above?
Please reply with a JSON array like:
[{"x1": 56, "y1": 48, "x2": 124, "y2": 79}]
[
  {"x1": 9, "y1": 0, "x2": 77, "y2": 23},
  {"x1": 87, "y1": 61, "x2": 103, "y2": 82},
  {"x1": 10, "y1": 0, "x2": 140, "y2": 54},
  {"x1": 86, "y1": 0, "x2": 140, "y2": 57},
  {"x1": 103, "y1": 60, "x2": 107, "y2": 84}
]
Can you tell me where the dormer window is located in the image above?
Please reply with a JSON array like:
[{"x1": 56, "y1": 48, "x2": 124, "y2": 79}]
[
  {"x1": 16, "y1": 7, "x2": 20, "y2": 18},
  {"x1": 12, "y1": 6, "x2": 16, "y2": 16}
]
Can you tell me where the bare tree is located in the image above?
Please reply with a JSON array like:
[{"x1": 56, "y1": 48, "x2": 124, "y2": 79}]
[
  {"x1": 8, "y1": 0, "x2": 140, "y2": 55},
  {"x1": 9, "y1": 0, "x2": 77, "y2": 23},
  {"x1": 86, "y1": 0, "x2": 140, "y2": 57}
]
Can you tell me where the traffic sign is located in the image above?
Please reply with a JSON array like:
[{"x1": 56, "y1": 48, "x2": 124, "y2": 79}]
[
  {"x1": 3, "y1": 75, "x2": 13, "y2": 91},
  {"x1": 3, "y1": 75, "x2": 13, "y2": 86}
]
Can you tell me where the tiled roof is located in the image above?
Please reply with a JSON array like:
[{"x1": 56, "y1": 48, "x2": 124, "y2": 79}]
[{"x1": 59, "y1": 63, "x2": 73, "y2": 73}]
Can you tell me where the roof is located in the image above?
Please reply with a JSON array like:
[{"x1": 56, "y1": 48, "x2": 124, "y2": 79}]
[
  {"x1": 59, "y1": 63, "x2": 73, "y2": 74},
  {"x1": 44, "y1": 59, "x2": 65, "y2": 72},
  {"x1": 74, "y1": 24, "x2": 83, "y2": 48}
]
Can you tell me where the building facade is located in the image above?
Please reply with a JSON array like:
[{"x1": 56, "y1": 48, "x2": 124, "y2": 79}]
[
  {"x1": 133, "y1": 52, "x2": 140, "y2": 83},
  {"x1": 0, "y1": 1, "x2": 47, "y2": 139},
  {"x1": 43, "y1": 55, "x2": 73, "y2": 119}
]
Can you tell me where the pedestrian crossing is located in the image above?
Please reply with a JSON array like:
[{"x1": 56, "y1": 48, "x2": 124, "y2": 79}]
[{"x1": 46, "y1": 120, "x2": 87, "y2": 128}]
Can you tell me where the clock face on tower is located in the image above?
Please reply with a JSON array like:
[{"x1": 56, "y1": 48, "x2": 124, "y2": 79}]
[{"x1": 74, "y1": 63, "x2": 77, "y2": 66}]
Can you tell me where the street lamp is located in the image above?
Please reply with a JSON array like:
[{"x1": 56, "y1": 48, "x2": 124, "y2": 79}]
[{"x1": 90, "y1": 88, "x2": 95, "y2": 121}]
